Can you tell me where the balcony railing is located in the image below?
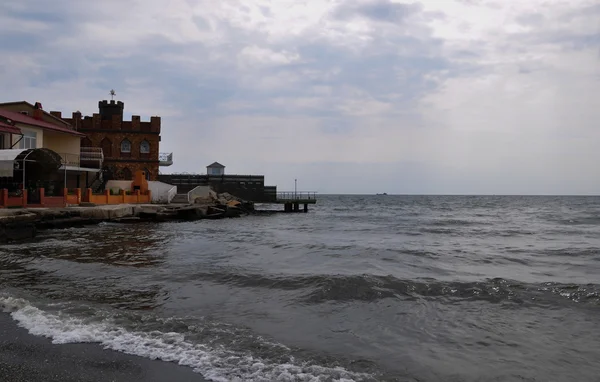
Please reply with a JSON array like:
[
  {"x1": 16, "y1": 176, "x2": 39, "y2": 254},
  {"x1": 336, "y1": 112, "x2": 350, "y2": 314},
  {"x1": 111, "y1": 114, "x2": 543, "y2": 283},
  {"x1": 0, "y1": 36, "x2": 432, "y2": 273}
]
[
  {"x1": 276, "y1": 191, "x2": 318, "y2": 201},
  {"x1": 159, "y1": 152, "x2": 173, "y2": 166},
  {"x1": 59, "y1": 147, "x2": 104, "y2": 170}
]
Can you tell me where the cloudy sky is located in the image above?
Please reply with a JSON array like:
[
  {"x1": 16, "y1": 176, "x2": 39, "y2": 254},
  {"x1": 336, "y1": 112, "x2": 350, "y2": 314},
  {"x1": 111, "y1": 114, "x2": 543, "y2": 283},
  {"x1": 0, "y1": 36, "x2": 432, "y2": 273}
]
[{"x1": 1, "y1": 0, "x2": 598, "y2": 194}]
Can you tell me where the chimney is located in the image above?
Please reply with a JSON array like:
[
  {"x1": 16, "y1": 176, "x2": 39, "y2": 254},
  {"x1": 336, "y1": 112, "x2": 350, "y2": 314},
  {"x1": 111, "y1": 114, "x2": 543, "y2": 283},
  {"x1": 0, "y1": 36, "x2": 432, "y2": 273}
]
[
  {"x1": 50, "y1": 111, "x2": 62, "y2": 119},
  {"x1": 72, "y1": 111, "x2": 82, "y2": 130},
  {"x1": 33, "y1": 102, "x2": 43, "y2": 120}
]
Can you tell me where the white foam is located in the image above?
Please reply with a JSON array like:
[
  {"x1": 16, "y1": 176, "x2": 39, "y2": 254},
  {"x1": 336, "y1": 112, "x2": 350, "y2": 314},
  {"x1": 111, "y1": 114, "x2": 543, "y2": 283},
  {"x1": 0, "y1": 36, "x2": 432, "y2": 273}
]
[{"x1": 0, "y1": 296, "x2": 373, "y2": 382}]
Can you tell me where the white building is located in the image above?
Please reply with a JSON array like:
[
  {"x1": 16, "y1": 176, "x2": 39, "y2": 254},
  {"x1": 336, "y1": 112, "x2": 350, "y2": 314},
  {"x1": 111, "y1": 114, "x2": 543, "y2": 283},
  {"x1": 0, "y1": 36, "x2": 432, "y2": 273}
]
[{"x1": 206, "y1": 162, "x2": 225, "y2": 176}]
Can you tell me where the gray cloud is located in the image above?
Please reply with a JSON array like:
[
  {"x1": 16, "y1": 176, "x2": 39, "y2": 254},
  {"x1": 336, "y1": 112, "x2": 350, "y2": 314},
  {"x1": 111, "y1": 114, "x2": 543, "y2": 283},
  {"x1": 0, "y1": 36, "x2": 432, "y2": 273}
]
[{"x1": 0, "y1": 0, "x2": 598, "y2": 194}]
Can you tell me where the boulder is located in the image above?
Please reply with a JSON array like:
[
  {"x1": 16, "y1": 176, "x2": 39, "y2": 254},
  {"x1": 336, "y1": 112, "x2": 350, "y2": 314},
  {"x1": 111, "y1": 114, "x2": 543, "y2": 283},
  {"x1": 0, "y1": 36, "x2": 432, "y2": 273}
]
[
  {"x1": 79, "y1": 205, "x2": 134, "y2": 220},
  {"x1": 176, "y1": 205, "x2": 208, "y2": 220}
]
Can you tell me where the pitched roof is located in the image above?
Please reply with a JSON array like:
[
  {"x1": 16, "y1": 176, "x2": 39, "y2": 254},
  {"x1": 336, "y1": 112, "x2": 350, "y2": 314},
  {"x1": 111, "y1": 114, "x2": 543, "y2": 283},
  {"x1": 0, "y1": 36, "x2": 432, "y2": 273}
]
[
  {"x1": 207, "y1": 162, "x2": 225, "y2": 168},
  {"x1": 0, "y1": 101, "x2": 71, "y2": 127},
  {"x1": 0, "y1": 109, "x2": 86, "y2": 137},
  {"x1": 0, "y1": 120, "x2": 22, "y2": 134}
]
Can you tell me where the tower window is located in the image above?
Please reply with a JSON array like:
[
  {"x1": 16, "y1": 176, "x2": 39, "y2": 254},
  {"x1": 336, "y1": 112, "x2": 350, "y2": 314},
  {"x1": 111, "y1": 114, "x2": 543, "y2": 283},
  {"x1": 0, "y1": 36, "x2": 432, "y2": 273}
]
[
  {"x1": 120, "y1": 139, "x2": 131, "y2": 153},
  {"x1": 140, "y1": 140, "x2": 150, "y2": 154}
]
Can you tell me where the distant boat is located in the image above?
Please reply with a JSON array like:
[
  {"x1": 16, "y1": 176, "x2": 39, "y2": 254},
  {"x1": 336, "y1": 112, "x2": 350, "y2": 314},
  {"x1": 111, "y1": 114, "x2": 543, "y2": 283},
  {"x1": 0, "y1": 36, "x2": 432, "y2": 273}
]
[{"x1": 376, "y1": 193, "x2": 388, "y2": 196}]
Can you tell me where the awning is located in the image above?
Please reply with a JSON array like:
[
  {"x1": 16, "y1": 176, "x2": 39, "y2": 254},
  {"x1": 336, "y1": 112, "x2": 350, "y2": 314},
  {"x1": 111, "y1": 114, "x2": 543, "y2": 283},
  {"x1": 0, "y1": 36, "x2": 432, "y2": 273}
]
[
  {"x1": 0, "y1": 148, "x2": 63, "y2": 178},
  {"x1": 0, "y1": 121, "x2": 22, "y2": 135},
  {"x1": 0, "y1": 149, "x2": 27, "y2": 177}
]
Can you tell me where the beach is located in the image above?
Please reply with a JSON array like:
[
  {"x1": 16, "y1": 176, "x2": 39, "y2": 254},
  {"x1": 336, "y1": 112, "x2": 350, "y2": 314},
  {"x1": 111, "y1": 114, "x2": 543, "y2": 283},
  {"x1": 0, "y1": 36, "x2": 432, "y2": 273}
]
[{"x1": 0, "y1": 312, "x2": 207, "y2": 382}]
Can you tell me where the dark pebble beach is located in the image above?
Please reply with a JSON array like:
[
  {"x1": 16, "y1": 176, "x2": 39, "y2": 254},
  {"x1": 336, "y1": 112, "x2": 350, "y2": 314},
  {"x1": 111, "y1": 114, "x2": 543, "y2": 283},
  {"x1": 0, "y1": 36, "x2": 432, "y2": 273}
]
[{"x1": 0, "y1": 312, "x2": 207, "y2": 382}]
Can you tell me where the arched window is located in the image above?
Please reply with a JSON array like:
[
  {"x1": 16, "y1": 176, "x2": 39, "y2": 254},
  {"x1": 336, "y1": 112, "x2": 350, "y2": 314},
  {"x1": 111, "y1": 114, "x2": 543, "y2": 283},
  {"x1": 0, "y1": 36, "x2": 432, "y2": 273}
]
[
  {"x1": 144, "y1": 168, "x2": 151, "y2": 180},
  {"x1": 140, "y1": 140, "x2": 150, "y2": 154},
  {"x1": 100, "y1": 137, "x2": 112, "y2": 157},
  {"x1": 121, "y1": 167, "x2": 132, "y2": 180},
  {"x1": 81, "y1": 137, "x2": 92, "y2": 147},
  {"x1": 120, "y1": 139, "x2": 131, "y2": 153}
]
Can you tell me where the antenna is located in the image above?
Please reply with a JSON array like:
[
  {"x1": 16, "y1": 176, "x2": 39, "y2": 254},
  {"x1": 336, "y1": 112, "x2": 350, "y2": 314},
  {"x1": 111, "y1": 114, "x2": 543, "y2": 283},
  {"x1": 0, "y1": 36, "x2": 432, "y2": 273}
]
[{"x1": 109, "y1": 89, "x2": 116, "y2": 100}]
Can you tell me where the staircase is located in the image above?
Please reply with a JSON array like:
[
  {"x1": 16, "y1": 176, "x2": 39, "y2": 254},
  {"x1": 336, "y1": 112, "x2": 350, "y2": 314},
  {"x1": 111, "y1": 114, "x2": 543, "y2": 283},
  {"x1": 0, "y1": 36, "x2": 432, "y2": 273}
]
[
  {"x1": 170, "y1": 193, "x2": 189, "y2": 204},
  {"x1": 89, "y1": 172, "x2": 104, "y2": 193}
]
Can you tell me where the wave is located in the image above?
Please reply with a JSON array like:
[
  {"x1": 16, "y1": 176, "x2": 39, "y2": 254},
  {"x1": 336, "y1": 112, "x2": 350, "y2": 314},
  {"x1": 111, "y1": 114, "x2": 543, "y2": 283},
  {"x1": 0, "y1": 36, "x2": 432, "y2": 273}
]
[
  {"x1": 0, "y1": 296, "x2": 376, "y2": 382},
  {"x1": 182, "y1": 270, "x2": 600, "y2": 306}
]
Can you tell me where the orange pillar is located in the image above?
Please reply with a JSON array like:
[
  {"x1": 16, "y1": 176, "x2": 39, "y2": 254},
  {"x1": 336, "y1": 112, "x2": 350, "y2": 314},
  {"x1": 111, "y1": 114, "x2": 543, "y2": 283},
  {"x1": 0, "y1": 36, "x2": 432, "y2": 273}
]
[
  {"x1": 39, "y1": 188, "x2": 45, "y2": 207},
  {"x1": 22, "y1": 189, "x2": 28, "y2": 208},
  {"x1": 104, "y1": 189, "x2": 110, "y2": 204},
  {"x1": 76, "y1": 188, "x2": 82, "y2": 204},
  {"x1": 135, "y1": 189, "x2": 141, "y2": 203},
  {"x1": 86, "y1": 188, "x2": 92, "y2": 203},
  {"x1": 1, "y1": 189, "x2": 7, "y2": 207}
]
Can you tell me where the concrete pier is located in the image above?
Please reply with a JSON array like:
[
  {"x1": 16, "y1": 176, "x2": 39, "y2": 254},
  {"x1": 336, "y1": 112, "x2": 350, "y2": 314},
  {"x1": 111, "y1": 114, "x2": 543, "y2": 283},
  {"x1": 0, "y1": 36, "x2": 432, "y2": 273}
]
[{"x1": 274, "y1": 192, "x2": 316, "y2": 213}]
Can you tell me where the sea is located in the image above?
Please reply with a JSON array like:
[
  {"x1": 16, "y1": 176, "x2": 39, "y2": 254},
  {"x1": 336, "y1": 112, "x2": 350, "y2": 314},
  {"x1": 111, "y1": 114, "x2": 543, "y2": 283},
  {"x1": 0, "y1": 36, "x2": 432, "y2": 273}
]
[{"x1": 1, "y1": 195, "x2": 600, "y2": 382}]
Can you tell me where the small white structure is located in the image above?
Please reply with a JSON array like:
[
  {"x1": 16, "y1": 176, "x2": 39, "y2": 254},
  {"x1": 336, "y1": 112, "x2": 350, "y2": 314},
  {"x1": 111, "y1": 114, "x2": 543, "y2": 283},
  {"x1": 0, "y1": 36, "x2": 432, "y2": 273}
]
[{"x1": 207, "y1": 162, "x2": 225, "y2": 176}]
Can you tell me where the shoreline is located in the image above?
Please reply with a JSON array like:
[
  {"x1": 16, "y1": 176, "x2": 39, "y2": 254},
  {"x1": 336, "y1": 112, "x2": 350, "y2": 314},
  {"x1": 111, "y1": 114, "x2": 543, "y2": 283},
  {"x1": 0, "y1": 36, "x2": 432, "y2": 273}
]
[
  {"x1": 0, "y1": 312, "x2": 207, "y2": 382},
  {"x1": 0, "y1": 201, "x2": 281, "y2": 243}
]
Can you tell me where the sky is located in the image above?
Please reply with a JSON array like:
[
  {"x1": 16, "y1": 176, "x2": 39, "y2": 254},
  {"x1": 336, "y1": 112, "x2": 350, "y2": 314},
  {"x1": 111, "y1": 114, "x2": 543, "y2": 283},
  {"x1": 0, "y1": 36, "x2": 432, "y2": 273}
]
[{"x1": 1, "y1": 0, "x2": 599, "y2": 194}]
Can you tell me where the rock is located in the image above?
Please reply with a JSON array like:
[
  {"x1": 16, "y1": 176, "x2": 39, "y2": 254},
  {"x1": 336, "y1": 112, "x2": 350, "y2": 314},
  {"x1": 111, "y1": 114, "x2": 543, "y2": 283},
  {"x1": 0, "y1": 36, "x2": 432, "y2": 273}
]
[
  {"x1": 175, "y1": 205, "x2": 208, "y2": 220},
  {"x1": 78, "y1": 205, "x2": 134, "y2": 220},
  {"x1": 0, "y1": 213, "x2": 39, "y2": 224},
  {"x1": 224, "y1": 206, "x2": 243, "y2": 218},
  {"x1": 193, "y1": 196, "x2": 214, "y2": 205}
]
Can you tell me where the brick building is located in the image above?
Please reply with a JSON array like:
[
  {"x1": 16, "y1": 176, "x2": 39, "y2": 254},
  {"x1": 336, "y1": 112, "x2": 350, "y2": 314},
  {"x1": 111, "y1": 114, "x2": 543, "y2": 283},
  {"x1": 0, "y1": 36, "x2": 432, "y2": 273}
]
[{"x1": 61, "y1": 100, "x2": 171, "y2": 181}]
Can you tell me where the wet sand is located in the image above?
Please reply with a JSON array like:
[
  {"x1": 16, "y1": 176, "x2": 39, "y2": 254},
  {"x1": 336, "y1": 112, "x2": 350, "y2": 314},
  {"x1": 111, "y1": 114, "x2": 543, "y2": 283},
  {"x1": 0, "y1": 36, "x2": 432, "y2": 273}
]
[{"x1": 0, "y1": 313, "x2": 207, "y2": 382}]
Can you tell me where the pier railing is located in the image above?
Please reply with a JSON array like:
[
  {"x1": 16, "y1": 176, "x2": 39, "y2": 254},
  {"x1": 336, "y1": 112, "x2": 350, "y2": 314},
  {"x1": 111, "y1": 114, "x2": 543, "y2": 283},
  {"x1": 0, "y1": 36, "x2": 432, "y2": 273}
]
[{"x1": 276, "y1": 191, "x2": 317, "y2": 201}]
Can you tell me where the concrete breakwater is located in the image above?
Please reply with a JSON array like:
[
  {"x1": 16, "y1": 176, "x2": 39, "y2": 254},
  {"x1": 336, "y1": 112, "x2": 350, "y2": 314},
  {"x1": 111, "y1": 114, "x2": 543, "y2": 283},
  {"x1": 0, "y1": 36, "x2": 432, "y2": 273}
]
[{"x1": 0, "y1": 193, "x2": 264, "y2": 243}]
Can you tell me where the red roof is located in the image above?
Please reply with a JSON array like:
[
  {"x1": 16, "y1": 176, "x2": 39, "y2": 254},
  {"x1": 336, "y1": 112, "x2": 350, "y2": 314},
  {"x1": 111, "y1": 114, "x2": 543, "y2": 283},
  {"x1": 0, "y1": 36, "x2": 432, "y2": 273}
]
[
  {"x1": 0, "y1": 120, "x2": 22, "y2": 134},
  {"x1": 0, "y1": 109, "x2": 85, "y2": 137}
]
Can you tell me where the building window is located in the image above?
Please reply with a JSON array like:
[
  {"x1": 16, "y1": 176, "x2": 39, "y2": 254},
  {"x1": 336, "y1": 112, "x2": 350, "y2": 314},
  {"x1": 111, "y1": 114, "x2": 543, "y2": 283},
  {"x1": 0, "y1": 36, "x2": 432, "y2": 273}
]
[
  {"x1": 0, "y1": 135, "x2": 4, "y2": 149},
  {"x1": 19, "y1": 131, "x2": 37, "y2": 149},
  {"x1": 121, "y1": 167, "x2": 132, "y2": 180},
  {"x1": 140, "y1": 140, "x2": 150, "y2": 154},
  {"x1": 120, "y1": 139, "x2": 131, "y2": 153}
]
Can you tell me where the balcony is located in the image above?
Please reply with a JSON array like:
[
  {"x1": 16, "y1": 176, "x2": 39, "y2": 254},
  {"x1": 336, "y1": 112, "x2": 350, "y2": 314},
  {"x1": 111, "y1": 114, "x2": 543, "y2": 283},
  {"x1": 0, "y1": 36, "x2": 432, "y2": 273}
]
[
  {"x1": 159, "y1": 152, "x2": 173, "y2": 166},
  {"x1": 59, "y1": 147, "x2": 104, "y2": 170}
]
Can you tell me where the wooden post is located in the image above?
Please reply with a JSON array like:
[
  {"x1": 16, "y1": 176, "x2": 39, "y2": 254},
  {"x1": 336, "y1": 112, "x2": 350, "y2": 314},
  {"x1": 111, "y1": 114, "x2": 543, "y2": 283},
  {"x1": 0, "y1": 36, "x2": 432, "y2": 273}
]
[
  {"x1": 304, "y1": 203, "x2": 308, "y2": 213},
  {"x1": 120, "y1": 189, "x2": 126, "y2": 204},
  {"x1": 1, "y1": 189, "x2": 7, "y2": 207},
  {"x1": 22, "y1": 189, "x2": 27, "y2": 208},
  {"x1": 39, "y1": 188, "x2": 46, "y2": 207},
  {"x1": 86, "y1": 188, "x2": 93, "y2": 203},
  {"x1": 135, "y1": 189, "x2": 140, "y2": 203},
  {"x1": 76, "y1": 188, "x2": 82, "y2": 205},
  {"x1": 104, "y1": 189, "x2": 110, "y2": 204}
]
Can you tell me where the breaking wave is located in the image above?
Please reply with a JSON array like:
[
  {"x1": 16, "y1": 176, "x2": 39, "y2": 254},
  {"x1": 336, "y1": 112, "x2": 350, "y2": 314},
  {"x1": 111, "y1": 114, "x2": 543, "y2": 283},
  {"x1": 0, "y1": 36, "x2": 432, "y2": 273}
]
[{"x1": 0, "y1": 296, "x2": 376, "y2": 382}]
